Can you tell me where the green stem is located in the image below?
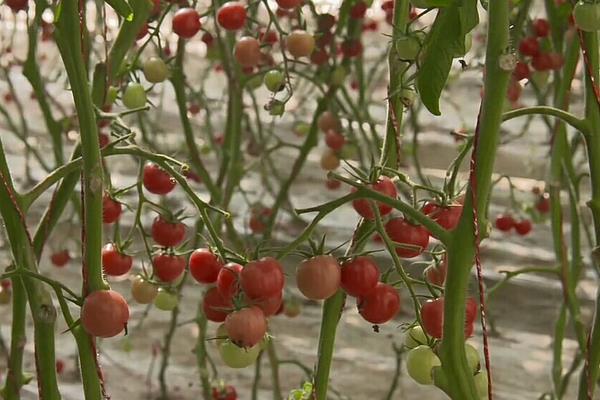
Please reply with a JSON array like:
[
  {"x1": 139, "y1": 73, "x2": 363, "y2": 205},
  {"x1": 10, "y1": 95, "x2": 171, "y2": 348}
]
[
  {"x1": 266, "y1": 340, "x2": 283, "y2": 400},
  {"x1": 195, "y1": 311, "x2": 212, "y2": 400},
  {"x1": 3, "y1": 276, "x2": 26, "y2": 400},
  {"x1": 502, "y1": 106, "x2": 589, "y2": 134}
]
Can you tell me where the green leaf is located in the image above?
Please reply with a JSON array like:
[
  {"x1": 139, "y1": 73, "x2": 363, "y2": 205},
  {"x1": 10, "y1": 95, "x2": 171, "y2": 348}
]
[
  {"x1": 416, "y1": 0, "x2": 479, "y2": 115},
  {"x1": 105, "y1": 0, "x2": 133, "y2": 20}
]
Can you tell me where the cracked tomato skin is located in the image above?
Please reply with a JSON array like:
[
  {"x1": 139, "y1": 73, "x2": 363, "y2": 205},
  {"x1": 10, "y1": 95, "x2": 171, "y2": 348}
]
[
  {"x1": 357, "y1": 283, "x2": 400, "y2": 324},
  {"x1": 384, "y1": 217, "x2": 430, "y2": 258},
  {"x1": 81, "y1": 290, "x2": 129, "y2": 338},
  {"x1": 240, "y1": 257, "x2": 285, "y2": 300},
  {"x1": 351, "y1": 177, "x2": 397, "y2": 220}
]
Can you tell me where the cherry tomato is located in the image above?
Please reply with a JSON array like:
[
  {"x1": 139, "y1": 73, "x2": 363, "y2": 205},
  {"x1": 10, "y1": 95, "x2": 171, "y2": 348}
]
[
  {"x1": 131, "y1": 276, "x2": 158, "y2": 304},
  {"x1": 351, "y1": 176, "x2": 398, "y2": 220},
  {"x1": 225, "y1": 306, "x2": 267, "y2": 347},
  {"x1": 536, "y1": 193, "x2": 550, "y2": 213},
  {"x1": 55, "y1": 359, "x2": 65, "y2": 374},
  {"x1": 317, "y1": 13, "x2": 336, "y2": 31},
  {"x1": 507, "y1": 80, "x2": 522, "y2": 102},
  {"x1": 51, "y1": 250, "x2": 71, "y2": 267},
  {"x1": 212, "y1": 385, "x2": 237, "y2": 400},
  {"x1": 495, "y1": 214, "x2": 515, "y2": 232},
  {"x1": 234, "y1": 37, "x2": 261, "y2": 68},
  {"x1": 296, "y1": 255, "x2": 341, "y2": 300},
  {"x1": 249, "y1": 207, "x2": 272, "y2": 234},
  {"x1": 514, "y1": 219, "x2": 533, "y2": 236},
  {"x1": 318, "y1": 111, "x2": 340, "y2": 133},
  {"x1": 263, "y1": 70, "x2": 285, "y2": 92},
  {"x1": 143, "y1": 163, "x2": 176, "y2": 195},
  {"x1": 154, "y1": 289, "x2": 179, "y2": 311},
  {"x1": 102, "y1": 243, "x2": 133, "y2": 276},
  {"x1": 189, "y1": 249, "x2": 223, "y2": 284},
  {"x1": 275, "y1": 0, "x2": 301, "y2": 9},
  {"x1": 203, "y1": 287, "x2": 233, "y2": 322},
  {"x1": 102, "y1": 194, "x2": 122, "y2": 224},
  {"x1": 406, "y1": 345, "x2": 441, "y2": 385},
  {"x1": 340, "y1": 39, "x2": 363, "y2": 58},
  {"x1": 424, "y1": 258, "x2": 447, "y2": 286},
  {"x1": 151, "y1": 216, "x2": 186, "y2": 247},
  {"x1": 320, "y1": 150, "x2": 340, "y2": 171},
  {"x1": 404, "y1": 325, "x2": 429, "y2": 349},
  {"x1": 532, "y1": 53, "x2": 553, "y2": 71},
  {"x1": 532, "y1": 18, "x2": 550, "y2": 37},
  {"x1": 420, "y1": 297, "x2": 476, "y2": 339},
  {"x1": 325, "y1": 178, "x2": 341, "y2": 190},
  {"x1": 152, "y1": 253, "x2": 186, "y2": 283},
  {"x1": 251, "y1": 290, "x2": 283, "y2": 317},
  {"x1": 218, "y1": 340, "x2": 260, "y2": 368},
  {"x1": 434, "y1": 205, "x2": 463, "y2": 231},
  {"x1": 549, "y1": 52, "x2": 565, "y2": 70},
  {"x1": 122, "y1": 83, "x2": 147, "y2": 109},
  {"x1": 143, "y1": 57, "x2": 169, "y2": 83},
  {"x1": 283, "y1": 298, "x2": 302, "y2": 318},
  {"x1": 384, "y1": 217, "x2": 430, "y2": 258},
  {"x1": 240, "y1": 257, "x2": 285, "y2": 300},
  {"x1": 286, "y1": 30, "x2": 315, "y2": 58},
  {"x1": 5, "y1": 0, "x2": 28, "y2": 11},
  {"x1": 172, "y1": 8, "x2": 201, "y2": 38},
  {"x1": 573, "y1": 1, "x2": 600, "y2": 32},
  {"x1": 513, "y1": 61, "x2": 530, "y2": 80},
  {"x1": 325, "y1": 130, "x2": 345, "y2": 151},
  {"x1": 217, "y1": 2, "x2": 247, "y2": 31},
  {"x1": 340, "y1": 256, "x2": 380, "y2": 297},
  {"x1": 357, "y1": 283, "x2": 400, "y2": 324},
  {"x1": 350, "y1": 1, "x2": 367, "y2": 19},
  {"x1": 81, "y1": 290, "x2": 129, "y2": 338},
  {"x1": 519, "y1": 37, "x2": 540, "y2": 57},
  {"x1": 217, "y1": 263, "x2": 243, "y2": 299}
]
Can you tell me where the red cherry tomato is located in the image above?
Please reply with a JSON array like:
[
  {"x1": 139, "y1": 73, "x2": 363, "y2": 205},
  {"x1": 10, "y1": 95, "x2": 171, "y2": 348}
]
[
  {"x1": 212, "y1": 385, "x2": 237, "y2": 400},
  {"x1": 513, "y1": 61, "x2": 530, "y2": 80},
  {"x1": 357, "y1": 283, "x2": 400, "y2": 324},
  {"x1": 536, "y1": 193, "x2": 550, "y2": 213},
  {"x1": 384, "y1": 217, "x2": 430, "y2": 258},
  {"x1": 51, "y1": 250, "x2": 71, "y2": 267},
  {"x1": 101, "y1": 244, "x2": 133, "y2": 276},
  {"x1": 296, "y1": 255, "x2": 341, "y2": 300},
  {"x1": 514, "y1": 219, "x2": 533, "y2": 236},
  {"x1": 151, "y1": 216, "x2": 186, "y2": 247},
  {"x1": 325, "y1": 130, "x2": 346, "y2": 151},
  {"x1": 434, "y1": 205, "x2": 463, "y2": 231},
  {"x1": 532, "y1": 53, "x2": 553, "y2": 71},
  {"x1": 532, "y1": 18, "x2": 550, "y2": 37},
  {"x1": 152, "y1": 253, "x2": 186, "y2": 283},
  {"x1": 240, "y1": 257, "x2": 285, "y2": 300},
  {"x1": 143, "y1": 163, "x2": 176, "y2": 195},
  {"x1": 325, "y1": 178, "x2": 342, "y2": 190},
  {"x1": 340, "y1": 39, "x2": 363, "y2": 58},
  {"x1": 249, "y1": 207, "x2": 272, "y2": 234},
  {"x1": 203, "y1": 287, "x2": 233, "y2": 322},
  {"x1": 421, "y1": 297, "x2": 476, "y2": 339},
  {"x1": 217, "y1": 2, "x2": 247, "y2": 31},
  {"x1": 425, "y1": 257, "x2": 447, "y2": 286},
  {"x1": 340, "y1": 256, "x2": 380, "y2": 297},
  {"x1": 350, "y1": 1, "x2": 367, "y2": 19},
  {"x1": 275, "y1": 0, "x2": 302, "y2": 9},
  {"x1": 5, "y1": 0, "x2": 28, "y2": 11},
  {"x1": 102, "y1": 194, "x2": 122, "y2": 224},
  {"x1": 519, "y1": 37, "x2": 540, "y2": 57},
  {"x1": 189, "y1": 249, "x2": 224, "y2": 284},
  {"x1": 495, "y1": 214, "x2": 515, "y2": 232},
  {"x1": 81, "y1": 290, "x2": 129, "y2": 338},
  {"x1": 507, "y1": 80, "x2": 522, "y2": 103},
  {"x1": 172, "y1": 8, "x2": 201, "y2": 38},
  {"x1": 217, "y1": 262, "x2": 243, "y2": 300},
  {"x1": 252, "y1": 290, "x2": 283, "y2": 317},
  {"x1": 351, "y1": 177, "x2": 397, "y2": 220}
]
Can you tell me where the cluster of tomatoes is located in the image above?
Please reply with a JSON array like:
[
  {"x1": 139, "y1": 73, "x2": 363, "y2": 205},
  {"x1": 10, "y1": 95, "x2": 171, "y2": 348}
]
[{"x1": 494, "y1": 190, "x2": 550, "y2": 237}]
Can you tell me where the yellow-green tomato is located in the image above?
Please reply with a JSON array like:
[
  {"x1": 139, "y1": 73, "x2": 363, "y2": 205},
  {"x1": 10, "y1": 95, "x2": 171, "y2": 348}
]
[
  {"x1": 465, "y1": 343, "x2": 481, "y2": 374},
  {"x1": 122, "y1": 83, "x2": 147, "y2": 109},
  {"x1": 395, "y1": 31, "x2": 426, "y2": 61},
  {"x1": 406, "y1": 345, "x2": 441, "y2": 385},
  {"x1": 404, "y1": 326, "x2": 429, "y2": 349},
  {"x1": 143, "y1": 57, "x2": 169, "y2": 83},
  {"x1": 263, "y1": 70, "x2": 285, "y2": 92},
  {"x1": 294, "y1": 122, "x2": 310, "y2": 137},
  {"x1": 153, "y1": 289, "x2": 178, "y2": 311},
  {"x1": 131, "y1": 276, "x2": 158, "y2": 304},
  {"x1": 218, "y1": 340, "x2": 260, "y2": 368}
]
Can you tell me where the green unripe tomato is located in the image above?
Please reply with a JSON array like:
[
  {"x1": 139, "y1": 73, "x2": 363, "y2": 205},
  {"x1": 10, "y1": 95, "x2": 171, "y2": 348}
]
[
  {"x1": 245, "y1": 74, "x2": 263, "y2": 91},
  {"x1": 106, "y1": 86, "x2": 118, "y2": 105},
  {"x1": 395, "y1": 31, "x2": 426, "y2": 60},
  {"x1": 215, "y1": 323, "x2": 228, "y2": 347},
  {"x1": 404, "y1": 326, "x2": 429, "y2": 349},
  {"x1": 573, "y1": 1, "x2": 600, "y2": 32},
  {"x1": 406, "y1": 345, "x2": 441, "y2": 385},
  {"x1": 331, "y1": 66, "x2": 347, "y2": 86},
  {"x1": 218, "y1": 340, "x2": 260, "y2": 368},
  {"x1": 294, "y1": 122, "x2": 310, "y2": 136},
  {"x1": 474, "y1": 371, "x2": 488, "y2": 398},
  {"x1": 153, "y1": 289, "x2": 178, "y2": 311},
  {"x1": 264, "y1": 70, "x2": 285, "y2": 92},
  {"x1": 143, "y1": 57, "x2": 169, "y2": 83},
  {"x1": 400, "y1": 87, "x2": 417, "y2": 107},
  {"x1": 269, "y1": 100, "x2": 285, "y2": 116},
  {"x1": 122, "y1": 83, "x2": 147, "y2": 109},
  {"x1": 465, "y1": 343, "x2": 481, "y2": 374}
]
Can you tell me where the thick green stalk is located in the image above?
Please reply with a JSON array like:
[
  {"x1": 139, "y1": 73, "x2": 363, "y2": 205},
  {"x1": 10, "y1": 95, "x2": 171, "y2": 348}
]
[
  {"x1": 3, "y1": 276, "x2": 26, "y2": 400},
  {"x1": 266, "y1": 340, "x2": 283, "y2": 400},
  {"x1": 437, "y1": 1, "x2": 511, "y2": 399}
]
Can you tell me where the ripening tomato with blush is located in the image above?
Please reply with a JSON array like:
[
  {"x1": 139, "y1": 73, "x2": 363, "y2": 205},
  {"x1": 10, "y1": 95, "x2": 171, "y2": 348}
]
[
  {"x1": 340, "y1": 256, "x2": 380, "y2": 297},
  {"x1": 225, "y1": 306, "x2": 267, "y2": 347},
  {"x1": 101, "y1": 243, "x2": 133, "y2": 276},
  {"x1": 240, "y1": 257, "x2": 285, "y2": 301},
  {"x1": 234, "y1": 37, "x2": 261, "y2": 68},
  {"x1": 384, "y1": 217, "x2": 430, "y2": 258},
  {"x1": 143, "y1": 163, "x2": 176, "y2": 195},
  {"x1": 131, "y1": 276, "x2": 158, "y2": 304},
  {"x1": 296, "y1": 255, "x2": 341, "y2": 300},
  {"x1": 325, "y1": 130, "x2": 345, "y2": 151},
  {"x1": 318, "y1": 111, "x2": 341, "y2": 133},
  {"x1": 351, "y1": 176, "x2": 397, "y2": 220},
  {"x1": 81, "y1": 290, "x2": 129, "y2": 338},
  {"x1": 152, "y1": 253, "x2": 186, "y2": 283},
  {"x1": 151, "y1": 216, "x2": 186, "y2": 247},
  {"x1": 189, "y1": 248, "x2": 223, "y2": 284},
  {"x1": 357, "y1": 283, "x2": 400, "y2": 324},
  {"x1": 286, "y1": 30, "x2": 315, "y2": 58}
]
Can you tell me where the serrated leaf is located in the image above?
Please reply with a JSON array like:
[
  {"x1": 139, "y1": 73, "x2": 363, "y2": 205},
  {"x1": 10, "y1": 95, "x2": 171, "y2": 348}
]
[
  {"x1": 105, "y1": 0, "x2": 133, "y2": 20},
  {"x1": 416, "y1": 0, "x2": 478, "y2": 115}
]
